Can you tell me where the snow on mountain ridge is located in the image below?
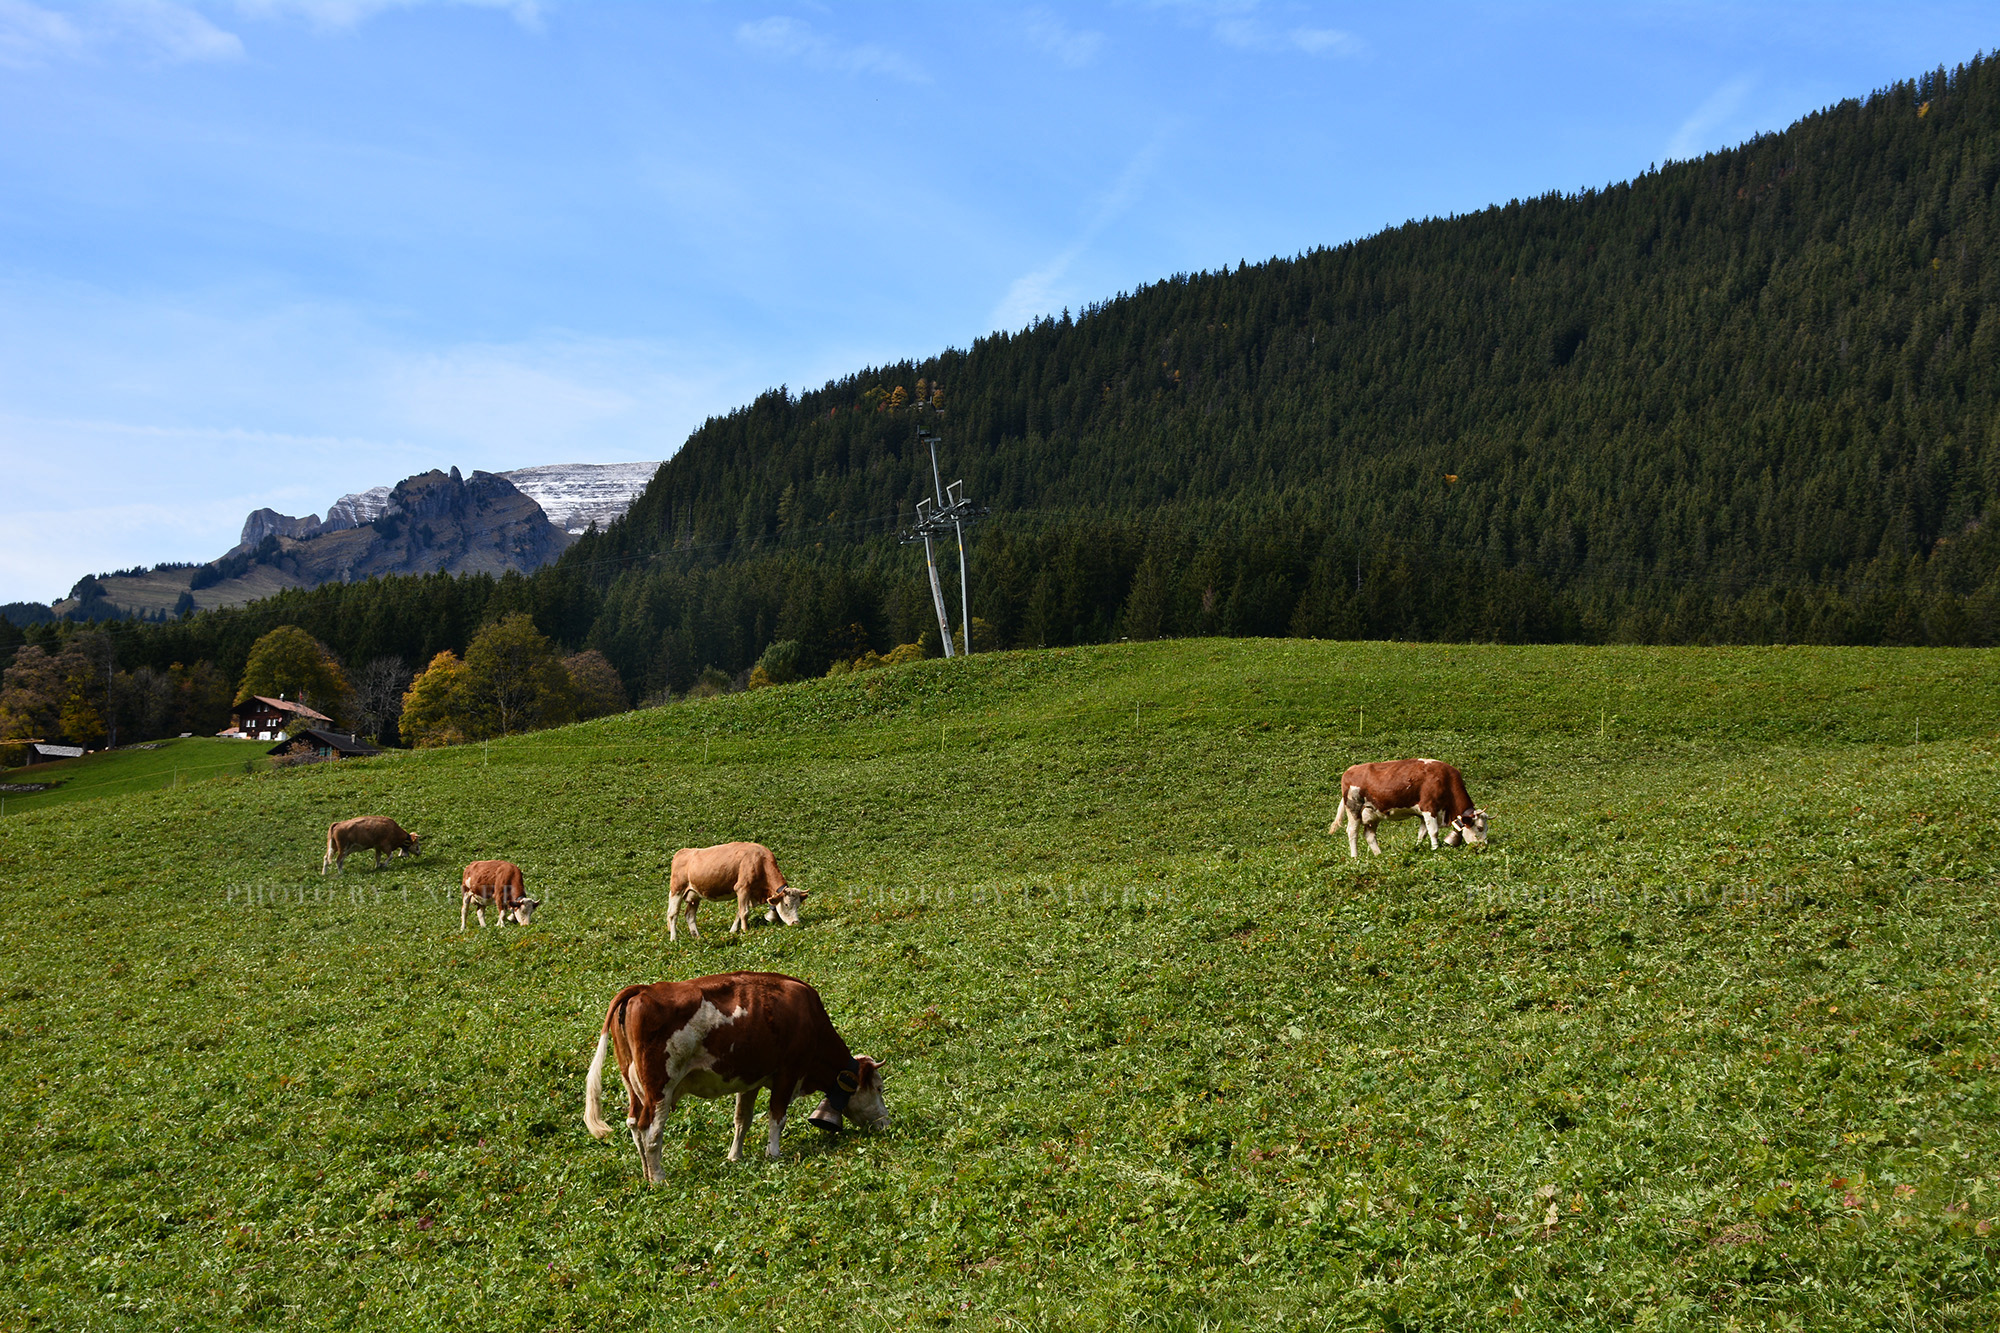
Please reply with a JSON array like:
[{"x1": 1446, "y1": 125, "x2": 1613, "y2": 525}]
[
  {"x1": 499, "y1": 461, "x2": 659, "y2": 534},
  {"x1": 326, "y1": 486, "x2": 393, "y2": 530}
]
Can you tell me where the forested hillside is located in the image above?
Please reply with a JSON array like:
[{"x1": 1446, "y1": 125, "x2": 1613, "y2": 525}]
[
  {"x1": 8, "y1": 55, "x2": 1999, "y2": 708},
  {"x1": 569, "y1": 55, "x2": 2000, "y2": 685}
]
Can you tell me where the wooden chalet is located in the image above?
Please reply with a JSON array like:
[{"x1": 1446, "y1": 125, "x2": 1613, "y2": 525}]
[{"x1": 226, "y1": 695, "x2": 332, "y2": 741}]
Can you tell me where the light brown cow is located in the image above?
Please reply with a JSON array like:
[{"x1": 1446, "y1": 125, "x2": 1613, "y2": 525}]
[
  {"x1": 583, "y1": 971, "x2": 887, "y2": 1178},
  {"x1": 666, "y1": 841, "x2": 807, "y2": 941},
  {"x1": 461, "y1": 859, "x2": 540, "y2": 930},
  {"x1": 1330, "y1": 758, "x2": 1489, "y2": 858},
  {"x1": 322, "y1": 815, "x2": 421, "y2": 874}
]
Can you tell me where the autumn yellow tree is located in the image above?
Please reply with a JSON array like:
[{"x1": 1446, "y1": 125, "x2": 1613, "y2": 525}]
[{"x1": 398, "y1": 651, "x2": 470, "y2": 748}]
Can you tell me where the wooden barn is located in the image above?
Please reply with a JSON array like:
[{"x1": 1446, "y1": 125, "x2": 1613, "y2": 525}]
[{"x1": 266, "y1": 728, "x2": 380, "y2": 762}]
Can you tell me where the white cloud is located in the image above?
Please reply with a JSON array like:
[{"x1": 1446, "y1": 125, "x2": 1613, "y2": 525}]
[
  {"x1": 991, "y1": 136, "x2": 1166, "y2": 331},
  {"x1": 736, "y1": 16, "x2": 927, "y2": 84},
  {"x1": 230, "y1": 0, "x2": 543, "y2": 32},
  {"x1": 116, "y1": 0, "x2": 245, "y2": 60},
  {"x1": 1666, "y1": 74, "x2": 1755, "y2": 162},
  {"x1": 0, "y1": 1, "x2": 84, "y2": 66},
  {"x1": 1286, "y1": 26, "x2": 1359, "y2": 56},
  {"x1": 1212, "y1": 14, "x2": 1360, "y2": 57},
  {"x1": 1144, "y1": 1, "x2": 1362, "y2": 58},
  {"x1": 1025, "y1": 8, "x2": 1102, "y2": 68},
  {"x1": 0, "y1": 0, "x2": 241, "y2": 66}
]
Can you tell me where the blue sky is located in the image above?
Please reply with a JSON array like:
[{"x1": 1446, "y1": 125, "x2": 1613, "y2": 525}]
[{"x1": 0, "y1": 1, "x2": 1992, "y2": 604}]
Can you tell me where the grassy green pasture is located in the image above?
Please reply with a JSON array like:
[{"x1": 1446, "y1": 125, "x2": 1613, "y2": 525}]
[
  {"x1": 1, "y1": 640, "x2": 1997, "y2": 1330},
  {"x1": 1, "y1": 738, "x2": 269, "y2": 815}
]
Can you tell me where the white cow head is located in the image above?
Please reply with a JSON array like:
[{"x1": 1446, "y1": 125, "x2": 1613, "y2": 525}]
[
  {"x1": 1450, "y1": 809, "x2": 1489, "y2": 847},
  {"x1": 508, "y1": 896, "x2": 541, "y2": 925},
  {"x1": 765, "y1": 885, "x2": 810, "y2": 926},
  {"x1": 808, "y1": 1056, "x2": 889, "y2": 1132}
]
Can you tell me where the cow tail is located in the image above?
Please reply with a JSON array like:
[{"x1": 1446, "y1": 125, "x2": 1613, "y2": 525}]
[
  {"x1": 321, "y1": 823, "x2": 337, "y2": 874},
  {"x1": 583, "y1": 1031, "x2": 614, "y2": 1140},
  {"x1": 586, "y1": 987, "x2": 649, "y2": 1140}
]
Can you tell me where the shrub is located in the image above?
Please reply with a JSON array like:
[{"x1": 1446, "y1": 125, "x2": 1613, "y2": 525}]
[
  {"x1": 750, "y1": 640, "x2": 803, "y2": 688},
  {"x1": 684, "y1": 667, "x2": 734, "y2": 699}
]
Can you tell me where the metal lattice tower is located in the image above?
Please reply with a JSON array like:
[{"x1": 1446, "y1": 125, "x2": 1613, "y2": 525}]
[{"x1": 900, "y1": 430, "x2": 984, "y2": 656}]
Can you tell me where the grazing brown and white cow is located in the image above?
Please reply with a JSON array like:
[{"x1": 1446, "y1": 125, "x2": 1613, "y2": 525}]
[
  {"x1": 322, "y1": 815, "x2": 421, "y2": 874},
  {"x1": 583, "y1": 971, "x2": 887, "y2": 1178},
  {"x1": 666, "y1": 841, "x2": 807, "y2": 941},
  {"x1": 1329, "y1": 758, "x2": 1489, "y2": 858},
  {"x1": 461, "y1": 859, "x2": 541, "y2": 930}
]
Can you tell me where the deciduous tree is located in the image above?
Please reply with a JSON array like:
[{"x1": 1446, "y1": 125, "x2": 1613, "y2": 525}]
[
  {"x1": 565, "y1": 650, "x2": 628, "y2": 720},
  {"x1": 399, "y1": 651, "x2": 469, "y2": 749},
  {"x1": 462, "y1": 614, "x2": 573, "y2": 737},
  {"x1": 236, "y1": 626, "x2": 350, "y2": 726}
]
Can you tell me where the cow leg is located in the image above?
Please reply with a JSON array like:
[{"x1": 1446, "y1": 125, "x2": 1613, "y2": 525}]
[
  {"x1": 460, "y1": 895, "x2": 469, "y2": 931},
  {"x1": 1419, "y1": 811, "x2": 1441, "y2": 850},
  {"x1": 631, "y1": 1108, "x2": 666, "y2": 1183},
  {"x1": 666, "y1": 888, "x2": 683, "y2": 942},
  {"x1": 765, "y1": 1080, "x2": 795, "y2": 1160},
  {"x1": 683, "y1": 896, "x2": 701, "y2": 938},
  {"x1": 622, "y1": 1056, "x2": 668, "y2": 1184},
  {"x1": 1362, "y1": 810, "x2": 1383, "y2": 855},
  {"x1": 1343, "y1": 793, "x2": 1362, "y2": 860},
  {"x1": 731, "y1": 889, "x2": 751, "y2": 934},
  {"x1": 728, "y1": 1090, "x2": 757, "y2": 1162}
]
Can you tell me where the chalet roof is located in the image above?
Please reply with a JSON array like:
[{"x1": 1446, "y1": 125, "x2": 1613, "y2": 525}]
[
  {"x1": 268, "y1": 728, "x2": 379, "y2": 757},
  {"x1": 243, "y1": 696, "x2": 333, "y2": 723}
]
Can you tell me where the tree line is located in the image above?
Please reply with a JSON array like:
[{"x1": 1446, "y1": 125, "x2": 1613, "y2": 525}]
[{"x1": 0, "y1": 613, "x2": 628, "y2": 758}]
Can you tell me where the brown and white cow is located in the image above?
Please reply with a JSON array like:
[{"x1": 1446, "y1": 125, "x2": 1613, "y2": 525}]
[
  {"x1": 583, "y1": 971, "x2": 887, "y2": 1178},
  {"x1": 1329, "y1": 758, "x2": 1489, "y2": 858},
  {"x1": 461, "y1": 859, "x2": 541, "y2": 930},
  {"x1": 322, "y1": 815, "x2": 421, "y2": 874},
  {"x1": 666, "y1": 841, "x2": 807, "y2": 941}
]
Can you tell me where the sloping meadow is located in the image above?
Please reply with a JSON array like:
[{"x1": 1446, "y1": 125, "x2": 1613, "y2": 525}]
[{"x1": 1, "y1": 640, "x2": 1996, "y2": 1329}]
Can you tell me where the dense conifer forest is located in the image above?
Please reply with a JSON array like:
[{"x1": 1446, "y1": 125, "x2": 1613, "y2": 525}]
[{"x1": 8, "y1": 55, "x2": 1999, "y2": 709}]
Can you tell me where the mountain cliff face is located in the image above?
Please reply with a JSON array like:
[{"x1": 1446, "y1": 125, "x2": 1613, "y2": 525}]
[
  {"x1": 234, "y1": 484, "x2": 398, "y2": 551},
  {"x1": 326, "y1": 486, "x2": 392, "y2": 530},
  {"x1": 238, "y1": 509, "x2": 326, "y2": 548},
  {"x1": 256, "y1": 467, "x2": 573, "y2": 587},
  {"x1": 17, "y1": 460, "x2": 660, "y2": 623},
  {"x1": 47, "y1": 467, "x2": 584, "y2": 620}
]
